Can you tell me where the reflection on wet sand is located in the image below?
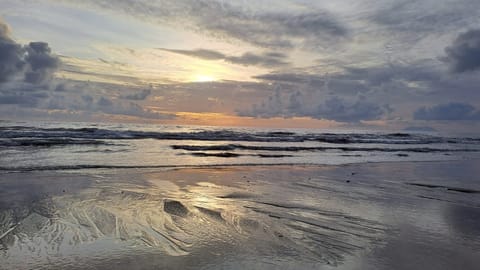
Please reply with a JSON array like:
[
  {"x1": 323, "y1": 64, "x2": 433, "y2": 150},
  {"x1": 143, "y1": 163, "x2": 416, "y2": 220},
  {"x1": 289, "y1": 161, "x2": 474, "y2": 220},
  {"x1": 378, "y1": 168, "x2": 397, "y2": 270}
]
[{"x1": 1, "y1": 160, "x2": 480, "y2": 269}]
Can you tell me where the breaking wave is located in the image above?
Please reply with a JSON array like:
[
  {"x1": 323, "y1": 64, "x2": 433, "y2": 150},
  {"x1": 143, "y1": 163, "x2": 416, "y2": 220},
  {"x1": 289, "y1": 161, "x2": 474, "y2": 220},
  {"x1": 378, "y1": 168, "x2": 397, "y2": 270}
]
[
  {"x1": 1, "y1": 126, "x2": 478, "y2": 145},
  {"x1": 171, "y1": 144, "x2": 479, "y2": 153},
  {"x1": 1, "y1": 124, "x2": 479, "y2": 171}
]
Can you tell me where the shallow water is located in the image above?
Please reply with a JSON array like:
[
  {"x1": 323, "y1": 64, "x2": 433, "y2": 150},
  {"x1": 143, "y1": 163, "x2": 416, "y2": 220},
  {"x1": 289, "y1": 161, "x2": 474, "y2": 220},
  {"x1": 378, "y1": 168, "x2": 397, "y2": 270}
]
[{"x1": 1, "y1": 160, "x2": 479, "y2": 269}]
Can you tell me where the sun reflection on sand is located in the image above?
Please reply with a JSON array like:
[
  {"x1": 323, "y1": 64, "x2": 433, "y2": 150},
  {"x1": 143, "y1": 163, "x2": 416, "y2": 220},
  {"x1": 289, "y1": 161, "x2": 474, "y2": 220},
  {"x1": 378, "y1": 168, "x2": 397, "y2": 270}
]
[{"x1": 0, "y1": 166, "x2": 394, "y2": 269}]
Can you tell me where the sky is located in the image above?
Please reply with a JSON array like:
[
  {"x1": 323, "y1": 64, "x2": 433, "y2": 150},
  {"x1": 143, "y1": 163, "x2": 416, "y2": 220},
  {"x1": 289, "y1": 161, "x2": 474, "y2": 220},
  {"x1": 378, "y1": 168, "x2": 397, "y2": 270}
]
[{"x1": 0, "y1": 0, "x2": 480, "y2": 132}]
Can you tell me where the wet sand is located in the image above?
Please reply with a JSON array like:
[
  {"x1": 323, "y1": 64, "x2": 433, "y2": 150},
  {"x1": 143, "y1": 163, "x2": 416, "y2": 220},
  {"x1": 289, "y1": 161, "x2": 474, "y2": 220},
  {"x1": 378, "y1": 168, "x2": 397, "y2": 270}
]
[{"x1": 1, "y1": 160, "x2": 480, "y2": 269}]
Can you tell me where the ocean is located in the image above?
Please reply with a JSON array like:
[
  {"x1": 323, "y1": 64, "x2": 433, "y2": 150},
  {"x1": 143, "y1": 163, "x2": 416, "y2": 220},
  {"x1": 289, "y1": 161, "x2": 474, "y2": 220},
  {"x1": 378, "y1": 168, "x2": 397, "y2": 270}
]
[{"x1": 1, "y1": 121, "x2": 479, "y2": 171}]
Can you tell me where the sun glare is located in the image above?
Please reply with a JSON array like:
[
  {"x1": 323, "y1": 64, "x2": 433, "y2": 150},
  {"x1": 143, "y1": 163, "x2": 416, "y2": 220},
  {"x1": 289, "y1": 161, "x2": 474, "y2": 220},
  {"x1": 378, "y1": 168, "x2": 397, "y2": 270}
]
[{"x1": 193, "y1": 74, "x2": 216, "y2": 82}]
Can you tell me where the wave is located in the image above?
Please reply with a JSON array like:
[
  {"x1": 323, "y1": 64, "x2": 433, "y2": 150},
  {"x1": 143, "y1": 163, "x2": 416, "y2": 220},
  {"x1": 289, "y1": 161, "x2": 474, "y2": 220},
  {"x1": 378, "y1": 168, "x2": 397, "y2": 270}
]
[
  {"x1": 0, "y1": 163, "x2": 321, "y2": 172},
  {"x1": 171, "y1": 144, "x2": 479, "y2": 153},
  {"x1": 179, "y1": 152, "x2": 294, "y2": 158},
  {"x1": 1, "y1": 126, "x2": 478, "y2": 145},
  {"x1": 0, "y1": 138, "x2": 114, "y2": 147}
]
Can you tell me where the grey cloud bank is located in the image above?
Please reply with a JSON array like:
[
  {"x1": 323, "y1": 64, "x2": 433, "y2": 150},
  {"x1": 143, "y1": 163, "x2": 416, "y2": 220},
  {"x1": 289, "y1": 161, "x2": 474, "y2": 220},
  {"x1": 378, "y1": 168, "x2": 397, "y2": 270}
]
[
  {"x1": 0, "y1": 21, "x2": 59, "y2": 85},
  {"x1": 0, "y1": 19, "x2": 59, "y2": 108},
  {"x1": 445, "y1": 29, "x2": 480, "y2": 73},
  {"x1": 414, "y1": 103, "x2": 480, "y2": 121},
  {"x1": 237, "y1": 84, "x2": 387, "y2": 123},
  {"x1": 60, "y1": 0, "x2": 349, "y2": 49},
  {"x1": 0, "y1": 19, "x2": 172, "y2": 120},
  {"x1": 240, "y1": 23, "x2": 480, "y2": 123}
]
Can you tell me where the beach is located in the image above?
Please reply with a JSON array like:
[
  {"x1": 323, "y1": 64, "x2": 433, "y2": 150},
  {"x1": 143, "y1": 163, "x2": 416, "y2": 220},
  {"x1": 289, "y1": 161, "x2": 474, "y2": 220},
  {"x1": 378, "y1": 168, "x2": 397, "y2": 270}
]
[{"x1": 1, "y1": 159, "x2": 480, "y2": 270}]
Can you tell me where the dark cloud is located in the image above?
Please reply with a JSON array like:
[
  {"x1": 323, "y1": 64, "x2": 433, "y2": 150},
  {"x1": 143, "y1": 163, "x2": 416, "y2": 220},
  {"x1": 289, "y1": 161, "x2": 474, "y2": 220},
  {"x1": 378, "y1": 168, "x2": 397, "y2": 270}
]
[
  {"x1": 372, "y1": 0, "x2": 480, "y2": 33},
  {"x1": 256, "y1": 60, "x2": 440, "y2": 85},
  {"x1": 241, "y1": 56, "x2": 480, "y2": 124},
  {"x1": 65, "y1": 0, "x2": 349, "y2": 49},
  {"x1": 0, "y1": 19, "x2": 60, "y2": 111},
  {"x1": 96, "y1": 97, "x2": 174, "y2": 119},
  {"x1": 61, "y1": 61, "x2": 145, "y2": 85},
  {"x1": 254, "y1": 72, "x2": 323, "y2": 84},
  {"x1": 414, "y1": 102, "x2": 480, "y2": 121},
  {"x1": 24, "y1": 42, "x2": 60, "y2": 84},
  {"x1": 239, "y1": 59, "x2": 480, "y2": 123},
  {"x1": 0, "y1": 94, "x2": 40, "y2": 107},
  {"x1": 0, "y1": 20, "x2": 25, "y2": 83},
  {"x1": 0, "y1": 84, "x2": 50, "y2": 108},
  {"x1": 0, "y1": 19, "x2": 175, "y2": 121},
  {"x1": 0, "y1": 19, "x2": 59, "y2": 85},
  {"x1": 226, "y1": 52, "x2": 289, "y2": 67},
  {"x1": 341, "y1": 63, "x2": 441, "y2": 86},
  {"x1": 42, "y1": 80, "x2": 174, "y2": 120},
  {"x1": 161, "y1": 48, "x2": 289, "y2": 67},
  {"x1": 97, "y1": 96, "x2": 113, "y2": 107},
  {"x1": 161, "y1": 48, "x2": 225, "y2": 60},
  {"x1": 444, "y1": 29, "x2": 480, "y2": 73},
  {"x1": 81, "y1": 95, "x2": 93, "y2": 104},
  {"x1": 360, "y1": 0, "x2": 480, "y2": 65},
  {"x1": 369, "y1": 0, "x2": 480, "y2": 52},
  {"x1": 314, "y1": 96, "x2": 386, "y2": 122},
  {"x1": 252, "y1": 62, "x2": 443, "y2": 100},
  {"x1": 403, "y1": 126, "x2": 437, "y2": 132},
  {"x1": 237, "y1": 84, "x2": 387, "y2": 122},
  {"x1": 205, "y1": 11, "x2": 348, "y2": 49},
  {"x1": 46, "y1": 92, "x2": 175, "y2": 120},
  {"x1": 121, "y1": 89, "x2": 152, "y2": 100}
]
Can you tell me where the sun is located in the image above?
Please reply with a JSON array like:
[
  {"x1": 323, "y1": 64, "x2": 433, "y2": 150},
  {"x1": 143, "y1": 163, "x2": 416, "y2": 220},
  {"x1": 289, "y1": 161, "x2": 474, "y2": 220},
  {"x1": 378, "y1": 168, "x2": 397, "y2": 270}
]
[{"x1": 193, "y1": 74, "x2": 216, "y2": 82}]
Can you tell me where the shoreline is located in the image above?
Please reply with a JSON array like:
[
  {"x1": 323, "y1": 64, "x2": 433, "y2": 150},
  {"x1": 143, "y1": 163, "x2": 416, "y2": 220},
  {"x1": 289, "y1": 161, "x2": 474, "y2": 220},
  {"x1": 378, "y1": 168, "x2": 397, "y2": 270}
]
[{"x1": 2, "y1": 156, "x2": 480, "y2": 173}]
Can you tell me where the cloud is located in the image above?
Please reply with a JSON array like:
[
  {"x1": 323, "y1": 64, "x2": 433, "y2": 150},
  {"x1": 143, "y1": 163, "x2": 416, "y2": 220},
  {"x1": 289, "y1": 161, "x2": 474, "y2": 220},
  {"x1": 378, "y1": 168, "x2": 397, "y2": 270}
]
[
  {"x1": 0, "y1": 19, "x2": 175, "y2": 121},
  {"x1": 0, "y1": 93, "x2": 41, "y2": 107},
  {"x1": 212, "y1": 11, "x2": 348, "y2": 49},
  {"x1": 61, "y1": 0, "x2": 349, "y2": 49},
  {"x1": 414, "y1": 102, "x2": 480, "y2": 121},
  {"x1": 237, "y1": 84, "x2": 387, "y2": 122},
  {"x1": 45, "y1": 92, "x2": 175, "y2": 120},
  {"x1": 314, "y1": 96, "x2": 386, "y2": 122},
  {"x1": 160, "y1": 48, "x2": 224, "y2": 60},
  {"x1": 252, "y1": 61, "x2": 442, "y2": 97},
  {"x1": 372, "y1": 0, "x2": 480, "y2": 34},
  {"x1": 226, "y1": 52, "x2": 289, "y2": 68},
  {"x1": 120, "y1": 89, "x2": 152, "y2": 100},
  {"x1": 0, "y1": 20, "x2": 25, "y2": 83},
  {"x1": 97, "y1": 96, "x2": 113, "y2": 107},
  {"x1": 24, "y1": 42, "x2": 60, "y2": 84},
  {"x1": 0, "y1": 19, "x2": 60, "y2": 85},
  {"x1": 94, "y1": 96, "x2": 174, "y2": 119},
  {"x1": 403, "y1": 126, "x2": 437, "y2": 132},
  {"x1": 239, "y1": 59, "x2": 480, "y2": 123},
  {"x1": 0, "y1": 18, "x2": 59, "y2": 107},
  {"x1": 254, "y1": 73, "x2": 322, "y2": 84},
  {"x1": 444, "y1": 29, "x2": 480, "y2": 73},
  {"x1": 39, "y1": 79, "x2": 175, "y2": 120},
  {"x1": 160, "y1": 48, "x2": 289, "y2": 67}
]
